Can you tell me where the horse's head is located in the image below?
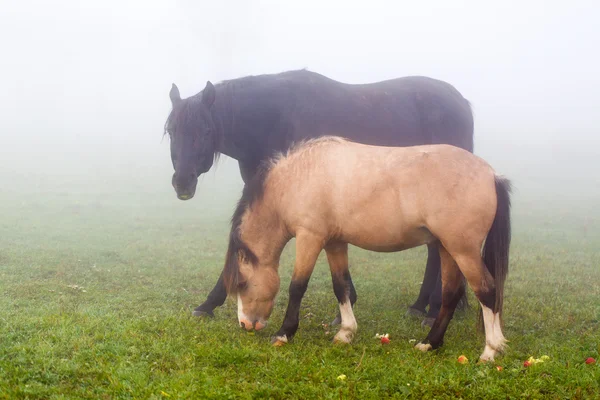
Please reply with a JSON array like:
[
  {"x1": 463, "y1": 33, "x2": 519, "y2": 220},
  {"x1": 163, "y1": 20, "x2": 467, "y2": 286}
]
[
  {"x1": 236, "y1": 263, "x2": 280, "y2": 331},
  {"x1": 165, "y1": 82, "x2": 217, "y2": 200},
  {"x1": 223, "y1": 239, "x2": 280, "y2": 332}
]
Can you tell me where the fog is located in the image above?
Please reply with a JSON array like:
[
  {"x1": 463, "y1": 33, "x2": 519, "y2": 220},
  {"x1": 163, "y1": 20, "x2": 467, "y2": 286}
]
[{"x1": 1, "y1": 0, "x2": 599, "y2": 212}]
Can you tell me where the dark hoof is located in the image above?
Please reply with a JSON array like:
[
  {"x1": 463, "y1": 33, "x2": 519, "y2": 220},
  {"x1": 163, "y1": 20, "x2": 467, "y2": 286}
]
[
  {"x1": 406, "y1": 307, "x2": 427, "y2": 318},
  {"x1": 421, "y1": 317, "x2": 436, "y2": 328},
  {"x1": 192, "y1": 308, "x2": 215, "y2": 318},
  {"x1": 331, "y1": 315, "x2": 342, "y2": 326}
]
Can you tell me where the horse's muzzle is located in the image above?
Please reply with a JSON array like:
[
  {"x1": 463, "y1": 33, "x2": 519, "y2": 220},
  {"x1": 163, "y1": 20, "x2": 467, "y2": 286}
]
[
  {"x1": 239, "y1": 318, "x2": 267, "y2": 331},
  {"x1": 172, "y1": 173, "x2": 197, "y2": 200},
  {"x1": 177, "y1": 193, "x2": 193, "y2": 200}
]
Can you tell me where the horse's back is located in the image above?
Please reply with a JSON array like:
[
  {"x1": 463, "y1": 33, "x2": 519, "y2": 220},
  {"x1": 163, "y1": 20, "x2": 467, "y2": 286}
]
[
  {"x1": 279, "y1": 71, "x2": 473, "y2": 151},
  {"x1": 270, "y1": 139, "x2": 495, "y2": 251}
]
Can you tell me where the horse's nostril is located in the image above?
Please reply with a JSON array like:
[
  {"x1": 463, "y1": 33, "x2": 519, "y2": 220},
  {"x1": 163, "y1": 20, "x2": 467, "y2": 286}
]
[
  {"x1": 254, "y1": 320, "x2": 266, "y2": 331},
  {"x1": 240, "y1": 321, "x2": 246, "y2": 330}
]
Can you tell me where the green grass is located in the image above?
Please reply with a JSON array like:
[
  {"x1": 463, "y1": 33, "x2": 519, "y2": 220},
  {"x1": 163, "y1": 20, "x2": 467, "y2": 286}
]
[{"x1": 1, "y1": 171, "x2": 599, "y2": 399}]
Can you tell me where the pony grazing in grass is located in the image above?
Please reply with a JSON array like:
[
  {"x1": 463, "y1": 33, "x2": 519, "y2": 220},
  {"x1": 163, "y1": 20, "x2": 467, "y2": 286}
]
[{"x1": 222, "y1": 137, "x2": 511, "y2": 362}]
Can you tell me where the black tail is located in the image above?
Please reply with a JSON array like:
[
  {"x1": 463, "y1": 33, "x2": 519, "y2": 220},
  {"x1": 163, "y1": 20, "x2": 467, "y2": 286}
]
[{"x1": 479, "y1": 176, "x2": 512, "y2": 328}]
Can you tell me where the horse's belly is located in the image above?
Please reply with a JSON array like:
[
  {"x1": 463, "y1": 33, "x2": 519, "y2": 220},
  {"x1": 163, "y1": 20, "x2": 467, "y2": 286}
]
[{"x1": 342, "y1": 225, "x2": 435, "y2": 253}]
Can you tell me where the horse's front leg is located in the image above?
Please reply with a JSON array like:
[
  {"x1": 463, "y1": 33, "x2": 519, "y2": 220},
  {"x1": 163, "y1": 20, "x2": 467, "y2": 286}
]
[
  {"x1": 330, "y1": 273, "x2": 357, "y2": 326},
  {"x1": 191, "y1": 160, "x2": 258, "y2": 318},
  {"x1": 271, "y1": 232, "x2": 323, "y2": 346},
  {"x1": 192, "y1": 271, "x2": 227, "y2": 317},
  {"x1": 325, "y1": 242, "x2": 357, "y2": 344}
]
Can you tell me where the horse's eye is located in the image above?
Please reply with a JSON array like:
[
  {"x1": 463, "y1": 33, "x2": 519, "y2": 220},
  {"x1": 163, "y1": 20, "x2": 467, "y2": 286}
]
[{"x1": 237, "y1": 281, "x2": 248, "y2": 291}]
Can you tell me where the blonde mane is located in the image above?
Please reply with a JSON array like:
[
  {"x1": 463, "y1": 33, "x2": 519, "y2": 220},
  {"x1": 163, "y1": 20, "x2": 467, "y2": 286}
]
[{"x1": 268, "y1": 136, "x2": 350, "y2": 169}]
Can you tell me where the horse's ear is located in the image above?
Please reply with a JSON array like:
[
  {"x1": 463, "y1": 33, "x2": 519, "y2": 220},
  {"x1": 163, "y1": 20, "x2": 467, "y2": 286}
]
[
  {"x1": 169, "y1": 83, "x2": 182, "y2": 107},
  {"x1": 202, "y1": 81, "x2": 216, "y2": 108}
]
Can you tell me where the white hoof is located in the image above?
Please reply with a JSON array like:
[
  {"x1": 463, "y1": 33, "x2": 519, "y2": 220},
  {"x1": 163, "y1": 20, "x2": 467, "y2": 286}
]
[
  {"x1": 490, "y1": 337, "x2": 507, "y2": 353},
  {"x1": 415, "y1": 342, "x2": 432, "y2": 352},
  {"x1": 479, "y1": 345, "x2": 496, "y2": 362},
  {"x1": 482, "y1": 335, "x2": 507, "y2": 358},
  {"x1": 271, "y1": 335, "x2": 288, "y2": 347},
  {"x1": 333, "y1": 329, "x2": 354, "y2": 344}
]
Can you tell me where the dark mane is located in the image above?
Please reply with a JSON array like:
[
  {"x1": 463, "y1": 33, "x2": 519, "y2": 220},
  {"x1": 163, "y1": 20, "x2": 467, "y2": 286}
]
[
  {"x1": 163, "y1": 69, "x2": 314, "y2": 159},
  {"x1": 222, "y1": 158, "x2": 275, "y2": 294}
]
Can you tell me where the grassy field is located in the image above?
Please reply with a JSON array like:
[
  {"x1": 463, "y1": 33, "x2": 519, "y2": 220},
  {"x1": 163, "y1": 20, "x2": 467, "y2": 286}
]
[{"x1": 1, "y1": 166, "x2": 599, "y2": 399}]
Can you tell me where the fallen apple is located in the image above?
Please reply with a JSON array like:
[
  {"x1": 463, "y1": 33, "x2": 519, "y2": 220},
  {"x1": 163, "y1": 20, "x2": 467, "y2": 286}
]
[
  {"x1": 381, "y1": 336, "x2": 390, "y2": 344},
  {"x1": 523, "y1": 360, "x2": 531, "y2": 368},
  {"x1": 457, "y1": 355, "x2": 468, "y2": 364},
  {"x1": 496, "y1": 366, "x2": 503, "y2": 371},
  {"x1": 585, "y1": 357, "x2": 596, "y2": 365}
]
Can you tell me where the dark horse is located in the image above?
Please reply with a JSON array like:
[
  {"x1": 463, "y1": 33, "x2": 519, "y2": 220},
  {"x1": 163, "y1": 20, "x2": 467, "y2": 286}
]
[{"x1": 164, "y1": 69, "x2": 474, "y2": 325}]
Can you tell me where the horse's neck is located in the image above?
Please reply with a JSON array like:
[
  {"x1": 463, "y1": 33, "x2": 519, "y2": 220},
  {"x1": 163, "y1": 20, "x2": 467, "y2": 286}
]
[
  {"x1": 212, "y1": 82, "x2": 290, "y2": 164},
  {"x1": 210, "y1": 85, "x2": 236, "y2": 160},
  {"x1": 244, "y1": 203, "x2": 289, "y2": 264}
]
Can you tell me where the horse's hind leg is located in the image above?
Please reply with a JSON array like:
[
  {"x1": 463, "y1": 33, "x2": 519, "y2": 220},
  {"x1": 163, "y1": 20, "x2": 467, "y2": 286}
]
[
  {"x1": 409, "y1": 244, "x2": 469, "y2": 328},
  {"x1": 325, "y1": 242, "x2": 358, "y2": 344},
  {"x1": 452, "y1": 251, "x2": 506, "y2": 362},
  {"x1": 415, "y1": 245, "x2": 464, "y2": 351}
]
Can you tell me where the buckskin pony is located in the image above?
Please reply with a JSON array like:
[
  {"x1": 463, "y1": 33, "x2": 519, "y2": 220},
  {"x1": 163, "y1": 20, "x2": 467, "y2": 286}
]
[{"x1": 223, "y1": 137, "x2": 511, "y2": 362}]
